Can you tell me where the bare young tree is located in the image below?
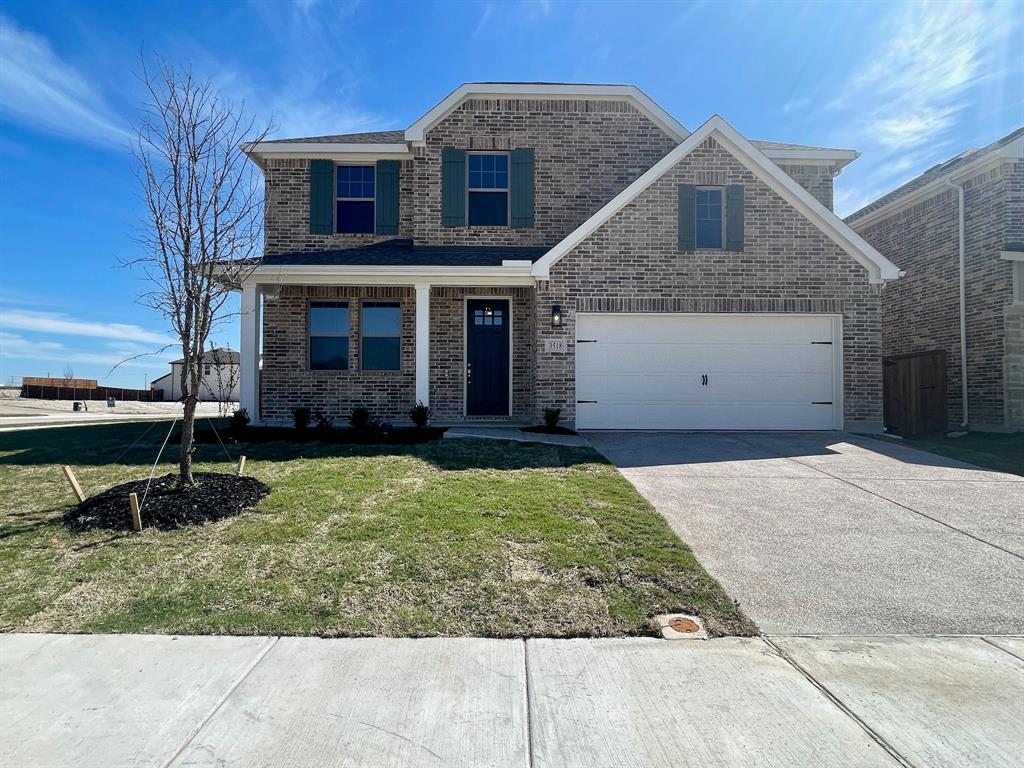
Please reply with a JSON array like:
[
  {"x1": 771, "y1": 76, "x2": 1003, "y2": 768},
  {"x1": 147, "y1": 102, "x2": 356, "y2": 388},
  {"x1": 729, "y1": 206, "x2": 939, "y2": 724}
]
[
  {"x1": 209, "y1": 345, "x2": 241, "y2": 417},
  {"x1": 62, "y1": 365, "x2": 75, "y2": 386},
  {"x1": 131, "y1": 58, "x2": 270, "y2": 485}
]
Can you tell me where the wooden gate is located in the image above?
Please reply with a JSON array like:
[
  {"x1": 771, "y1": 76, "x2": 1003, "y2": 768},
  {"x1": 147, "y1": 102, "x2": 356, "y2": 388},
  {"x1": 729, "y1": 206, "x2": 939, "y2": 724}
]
[{"x1": 883, "y1": 350, "x2": 947, "y2": 436}]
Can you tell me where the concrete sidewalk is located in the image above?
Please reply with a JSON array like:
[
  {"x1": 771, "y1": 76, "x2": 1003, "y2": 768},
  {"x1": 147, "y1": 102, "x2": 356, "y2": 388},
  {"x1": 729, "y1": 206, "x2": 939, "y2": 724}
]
[{"x1": 2, "y1": 633, "x2": 1022, "y2": 767}]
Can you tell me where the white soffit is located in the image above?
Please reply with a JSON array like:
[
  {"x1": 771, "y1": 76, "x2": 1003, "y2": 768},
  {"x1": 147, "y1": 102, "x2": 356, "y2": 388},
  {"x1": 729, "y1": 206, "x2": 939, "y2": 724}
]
[
  {"x1": 532, "y1": 115, "x2": 903, "y2": 283},
  {"x1": 404, "y1": 83, "x2": 690, "y2": 143}
]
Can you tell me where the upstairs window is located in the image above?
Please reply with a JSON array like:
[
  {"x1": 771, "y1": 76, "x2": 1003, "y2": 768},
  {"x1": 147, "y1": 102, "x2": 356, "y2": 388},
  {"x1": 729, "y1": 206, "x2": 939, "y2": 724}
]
[
  {"x1": 336, "y1": 166, "x2": 375, "y2": 234},
  {"x1": 467, "y1": 153, "x2": 508, "y2": 226},
  {"x1": 361, "y1": 302, "x2": 401, "y2": 370},
  {"x1": 695, "y1": 187, "x2": 724, "y2": 249},
  {"x1": 309, "y1": 302, "x2": 349, "y2": 370}
]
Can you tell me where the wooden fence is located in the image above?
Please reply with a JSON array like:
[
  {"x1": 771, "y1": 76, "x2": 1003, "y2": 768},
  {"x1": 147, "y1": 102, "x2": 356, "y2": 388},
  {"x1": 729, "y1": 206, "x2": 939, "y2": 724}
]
[
  {"x1": 20, "y1": 384, "x2": 163, "y2": 402},
  {"x1": 882, "y1": 350, "x2": 947, "y2": 436}
]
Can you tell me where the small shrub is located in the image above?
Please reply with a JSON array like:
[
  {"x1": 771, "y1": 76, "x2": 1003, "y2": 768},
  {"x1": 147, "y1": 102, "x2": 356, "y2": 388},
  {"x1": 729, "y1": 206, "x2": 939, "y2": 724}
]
[
  {"x1": 230, "y1": 408, "x2": 250, "y2": 431},
  {"x1": 349, "y1": 406, "x2": 371, "y2": 431},
  {"x1": 543, "y1": 407, "x2": 561, "y2": 430},
  {"x1": 409, "y1": 402, "x2": 430, "y2": 428},
  {"x1": 313, "y1": 410, "x2": 334, "y2": 431},
  {"x1": 292, "y1": 407, "x2": 312, "y2": 431}
]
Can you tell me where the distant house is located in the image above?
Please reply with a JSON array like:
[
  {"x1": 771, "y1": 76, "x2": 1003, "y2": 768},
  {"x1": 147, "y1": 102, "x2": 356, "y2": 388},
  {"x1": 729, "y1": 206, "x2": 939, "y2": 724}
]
[
  {"x1": 847, "y1": 128, "x2": 1024, "y2": 432},
  {"x1": 150, "y1": 348, "x2": 240, "y2": 403}
]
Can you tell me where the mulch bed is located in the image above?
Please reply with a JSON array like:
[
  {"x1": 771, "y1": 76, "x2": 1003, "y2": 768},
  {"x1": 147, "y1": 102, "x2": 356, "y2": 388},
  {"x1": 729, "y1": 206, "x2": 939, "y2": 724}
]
[
  {"x1": 65, "y1": 472, "x2": 270, "y2": 532},
  {"x1": 521, "y1": 425, "x2": 579, "y2": 436},
  {"x1": 190, "y1": 426, "x2": 447, "y2": 445}
]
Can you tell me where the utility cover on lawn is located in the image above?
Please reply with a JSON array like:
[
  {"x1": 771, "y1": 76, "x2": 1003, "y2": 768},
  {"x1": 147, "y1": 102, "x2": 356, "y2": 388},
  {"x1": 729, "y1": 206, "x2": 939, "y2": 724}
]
[{"x1": 65, "y1": 473, "x2": 269, "y2": 532}]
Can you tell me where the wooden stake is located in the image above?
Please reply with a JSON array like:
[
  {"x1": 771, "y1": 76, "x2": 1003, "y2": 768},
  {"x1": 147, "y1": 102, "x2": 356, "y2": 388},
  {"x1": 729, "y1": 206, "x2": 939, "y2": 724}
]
[
  {"x1": 62, "y1": 465, "x2": 85, "y2": 503},
  {"x1": 236, "y1": 455, "x2": 246, "y2": 476},
  {"x1": 129, "y1": 492, "x2": 143, "y2": 532}
]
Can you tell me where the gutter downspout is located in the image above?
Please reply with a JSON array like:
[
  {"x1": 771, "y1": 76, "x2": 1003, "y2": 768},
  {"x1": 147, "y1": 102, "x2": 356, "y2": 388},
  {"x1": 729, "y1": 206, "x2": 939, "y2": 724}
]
[{"x1": 947, "y1": 178, "x2": 968, "y2": 429}]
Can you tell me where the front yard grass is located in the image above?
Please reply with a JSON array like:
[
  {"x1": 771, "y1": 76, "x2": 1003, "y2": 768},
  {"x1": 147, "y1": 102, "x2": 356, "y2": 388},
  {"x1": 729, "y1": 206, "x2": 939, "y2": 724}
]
[{"x1": 0, "y1": 422, "x2": 753, "y2": 637}]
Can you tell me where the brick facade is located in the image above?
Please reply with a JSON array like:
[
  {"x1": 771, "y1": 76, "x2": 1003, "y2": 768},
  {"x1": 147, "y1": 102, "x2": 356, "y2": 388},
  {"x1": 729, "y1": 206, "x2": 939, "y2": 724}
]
[
  {"x1": 256, "y1": 96, "x2": 885, "y2": 430},
  {"x1": 777, "y1": 164, "x2": 835, "y2": 210},
  {"x1": 428, "y1": 287, "x2": 534, "y2": 421},
  {"x1": 852, "y1": 158, "x2": 1023, "y2": 430},
  {"x1": 260, "y1": 286, "x2": 416, "y2": 424},
  {"x1": 533, "y1": 137, "x2": 883, "y2": 430}
]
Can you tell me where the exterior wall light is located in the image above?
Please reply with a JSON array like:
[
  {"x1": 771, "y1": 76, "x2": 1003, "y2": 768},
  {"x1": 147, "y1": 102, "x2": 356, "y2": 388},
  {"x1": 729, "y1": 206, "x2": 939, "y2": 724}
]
[
  {"x1": 484, "y1": 305, "x2": 494, "y2": 317},
  {"x1": 551, "y1": 305, "x2": 562, "y2": 327}
]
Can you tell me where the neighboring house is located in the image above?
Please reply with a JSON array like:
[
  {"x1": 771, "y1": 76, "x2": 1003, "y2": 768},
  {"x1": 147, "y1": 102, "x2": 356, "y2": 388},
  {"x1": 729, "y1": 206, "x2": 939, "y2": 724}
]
[
  {"x1": 847, "y1": 129, "x2": 1024, "y2": 432},
  {"x1": 150, "y1": 348, "x2": 241, "y2": 403},
  {"x1": 234, "y1": 82, "x2": 900, "y2": 431}
]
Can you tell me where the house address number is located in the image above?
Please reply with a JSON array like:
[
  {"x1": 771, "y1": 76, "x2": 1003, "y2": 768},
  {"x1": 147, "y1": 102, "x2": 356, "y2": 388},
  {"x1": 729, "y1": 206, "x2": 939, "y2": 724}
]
[{"x1": 544, "y1": 339, "x2": 567, "y2": 354}]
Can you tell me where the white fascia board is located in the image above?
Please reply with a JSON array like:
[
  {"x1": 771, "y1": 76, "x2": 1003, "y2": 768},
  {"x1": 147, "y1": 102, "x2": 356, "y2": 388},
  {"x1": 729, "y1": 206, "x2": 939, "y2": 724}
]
[
  {"x1": 848, "y1": 137, "x2": 1024, "y2": 230},
  {"x1": 404, "y1": 83, "x2": 689, "y2": 143},
  {"x1": 242, "y1": 264, "x2": 535, "y2": 288},
  {"x1": 243, "y1": 143, "x2": 413, "y2": 168},
  {"x1": 532, "y1": 115, "x2": 902, "y2": 283}
]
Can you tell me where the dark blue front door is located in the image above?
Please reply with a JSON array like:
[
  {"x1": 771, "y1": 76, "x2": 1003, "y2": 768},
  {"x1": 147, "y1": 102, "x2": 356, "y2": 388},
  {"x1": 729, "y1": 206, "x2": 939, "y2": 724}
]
[{"x1": 466, "y1": 299, "x2": 510, "y2": 416}]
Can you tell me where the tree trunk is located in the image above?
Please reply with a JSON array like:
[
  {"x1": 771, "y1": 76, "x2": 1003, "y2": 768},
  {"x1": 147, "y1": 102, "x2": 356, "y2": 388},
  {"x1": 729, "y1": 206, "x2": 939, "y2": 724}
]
[{"x1": 180, "y1": 396, "x2": 197, "y2": 485}]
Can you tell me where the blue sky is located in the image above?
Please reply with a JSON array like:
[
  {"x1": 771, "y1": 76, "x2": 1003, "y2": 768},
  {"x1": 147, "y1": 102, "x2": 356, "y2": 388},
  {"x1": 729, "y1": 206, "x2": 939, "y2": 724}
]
[{"x1": 1, "y1": 0, "x2": 1020, "y2": 388}]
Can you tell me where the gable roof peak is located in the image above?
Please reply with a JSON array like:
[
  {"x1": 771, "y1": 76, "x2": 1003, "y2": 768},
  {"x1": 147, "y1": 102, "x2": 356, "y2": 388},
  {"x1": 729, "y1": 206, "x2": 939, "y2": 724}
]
[
  {"x1": 532, "y1": 114, "x2": 901, "y2": 283},
  {"x1": 404, "y1": 82, "x2": 689, "y2": 143}
]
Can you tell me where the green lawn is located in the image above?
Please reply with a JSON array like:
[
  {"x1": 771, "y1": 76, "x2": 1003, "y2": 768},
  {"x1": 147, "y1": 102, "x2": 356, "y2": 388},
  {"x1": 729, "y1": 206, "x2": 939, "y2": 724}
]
[
  {"x1": 0, "y1": 422, "x2": 753, "y2": 638},
  {"x1": 874, "y1": 431, "x2": 1024, "y2": 477}
]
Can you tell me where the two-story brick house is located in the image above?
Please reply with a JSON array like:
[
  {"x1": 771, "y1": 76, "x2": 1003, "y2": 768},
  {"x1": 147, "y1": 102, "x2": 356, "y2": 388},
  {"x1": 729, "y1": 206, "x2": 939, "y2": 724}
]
[
  {"x1": 847, "y1": 128, "x2": 1024, "y2": 432},
  {"x1": 236, "y1": 83, "x2": 901, "y2": 431}
]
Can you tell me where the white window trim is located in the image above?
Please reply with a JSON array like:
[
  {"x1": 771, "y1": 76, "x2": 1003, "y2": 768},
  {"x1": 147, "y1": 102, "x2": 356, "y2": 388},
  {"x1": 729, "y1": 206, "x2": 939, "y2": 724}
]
[
  {"x1": 695, "y1": 185, "x2": 727, "y2": 250},
  {"x1": 335, "y1": 163, "x2": 376, "y2": 235},
  {"x1": 1000, "y1": 252, "x2": 1024, "y2": 305},
  {"x1": 360, "y1": 301, "x2": 402, "y2": 372},
  {"x1": 466, "y1": 151, "x2": 510, "y2": 227}
]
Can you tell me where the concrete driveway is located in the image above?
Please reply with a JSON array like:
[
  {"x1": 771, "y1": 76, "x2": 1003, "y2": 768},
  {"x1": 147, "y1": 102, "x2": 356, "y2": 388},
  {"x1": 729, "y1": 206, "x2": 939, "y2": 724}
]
[{"x1": 586, "y1": 431, "x2": 1024, "y2": 635}]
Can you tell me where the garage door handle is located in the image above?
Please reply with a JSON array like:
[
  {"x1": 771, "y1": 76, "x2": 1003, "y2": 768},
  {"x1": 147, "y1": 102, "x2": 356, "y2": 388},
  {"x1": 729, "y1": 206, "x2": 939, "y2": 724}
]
[{"x1": 701, "y1": 374, "x2": 708, "y2": 386}]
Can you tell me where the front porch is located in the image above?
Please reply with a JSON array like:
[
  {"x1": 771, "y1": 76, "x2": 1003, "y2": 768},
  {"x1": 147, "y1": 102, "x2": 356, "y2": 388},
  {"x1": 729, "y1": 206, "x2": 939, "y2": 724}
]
[{"x1": 238, "y1": 255, "x2": 541, "y2": 425}]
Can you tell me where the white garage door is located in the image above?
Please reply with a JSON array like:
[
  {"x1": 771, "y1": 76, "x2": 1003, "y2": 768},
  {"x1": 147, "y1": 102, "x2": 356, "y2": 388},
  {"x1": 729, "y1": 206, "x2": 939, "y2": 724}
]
[{"x1": 575, "y1": 313, "x2": 841, "y2": 430}]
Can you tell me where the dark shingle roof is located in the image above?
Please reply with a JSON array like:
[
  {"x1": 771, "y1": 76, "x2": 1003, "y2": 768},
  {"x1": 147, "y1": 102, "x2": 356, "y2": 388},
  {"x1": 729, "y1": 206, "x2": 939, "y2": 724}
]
[
  {"x1": 260, "y1": 240, "x2": 548, "y2": 267},
  {"x1": 262, "y1": 130, "x2": 405, "y2": 145},
  {"x1": 750, "y1": 140, "x2": 855, "y2": 153},
  {"x1": 847, "y1": 127, "x2": 1024, "y2": 222}
]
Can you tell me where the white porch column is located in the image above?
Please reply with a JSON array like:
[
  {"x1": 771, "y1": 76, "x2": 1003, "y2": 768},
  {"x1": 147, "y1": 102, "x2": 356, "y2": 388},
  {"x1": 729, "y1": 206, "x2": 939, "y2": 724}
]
[
  {"x1": 415, "y1": 283, "x2": 431, "y2": 406},
  {"x1": 239, "y1": 284, "x2": 261, "y2": 421}
]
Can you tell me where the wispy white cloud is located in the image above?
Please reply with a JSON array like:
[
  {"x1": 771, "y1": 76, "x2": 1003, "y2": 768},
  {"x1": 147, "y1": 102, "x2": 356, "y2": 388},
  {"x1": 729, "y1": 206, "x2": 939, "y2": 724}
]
[
  {"x1": 0, "y1": 15, "x2": 132, "y2": 148},
  {"x1": 782, "y1": 97, "x2": 810, "y2": 115},
  {"x1": 0, "y1": 332, "x2": 173, "y2": 369},
  {"x1": 826, "y1": 1, "x2": 1018, "y2": 216},
  {"x1": 0, "y1": 309, "x2": 174, "y2": 346}
]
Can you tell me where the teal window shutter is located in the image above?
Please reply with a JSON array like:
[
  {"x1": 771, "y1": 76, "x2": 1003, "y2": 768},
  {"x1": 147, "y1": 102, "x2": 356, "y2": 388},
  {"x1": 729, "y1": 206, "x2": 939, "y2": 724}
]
[
  {"x1": 375, "y1": 160, "x2": 400, "y2": 235},
  {"x1": 678, "y1": 184, "x2": 696, "y2": 251},
  {"x1": 726, "y1": 184, "x2": 744, "y2": 251},
  {"x1": 441, "y1": 148, "x2": 466, "y2": 227},
  {"x1": 510, "y1": 148, "x2": 535, "y2": 228},
  {"x1": 309, "y1": 160, "x2": 334, "y2": 234}
]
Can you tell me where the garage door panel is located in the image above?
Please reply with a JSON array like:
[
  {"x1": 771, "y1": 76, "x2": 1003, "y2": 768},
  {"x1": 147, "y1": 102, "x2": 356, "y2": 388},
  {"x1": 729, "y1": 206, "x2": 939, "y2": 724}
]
[
  {"x1": 580, "y1": 314, "x2": 833, "y2": 345},
  {"x1": 575, "y1": 313, "x2": 840, "y2": 431},
  {"x1": 577, "y1": 343, "x2": 833, "y2": 375},
  {"x1": 579, "y1": 372, "x2": 833, "y2": 403},
  {"x1": 576, "y1": 401, "x2": 836, "y2": 431}
]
